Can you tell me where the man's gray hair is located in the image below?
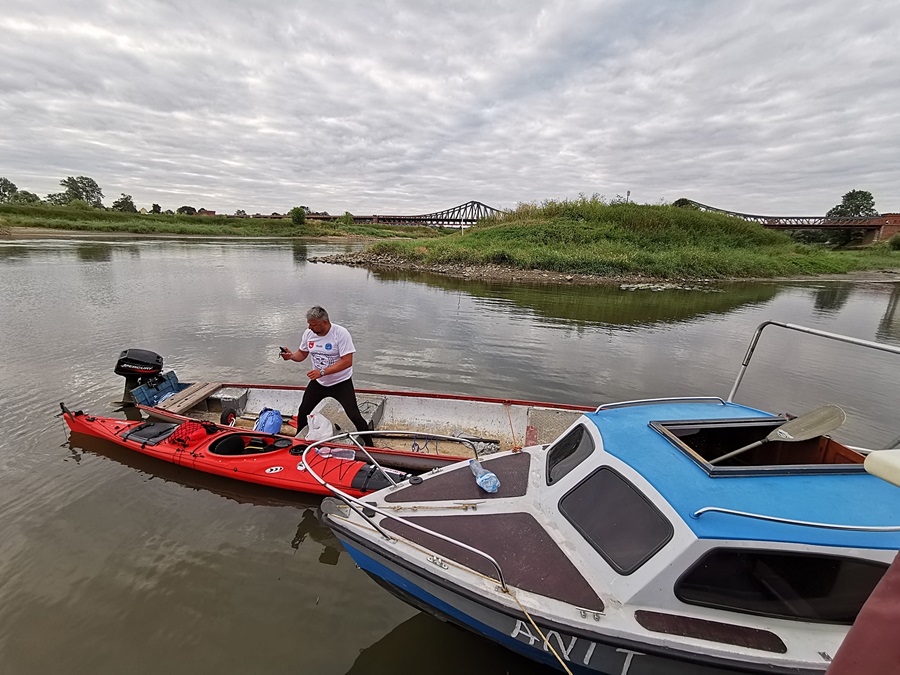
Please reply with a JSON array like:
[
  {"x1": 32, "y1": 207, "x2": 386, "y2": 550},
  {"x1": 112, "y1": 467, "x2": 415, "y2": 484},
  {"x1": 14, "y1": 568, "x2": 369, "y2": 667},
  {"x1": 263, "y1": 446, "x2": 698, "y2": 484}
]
[{"x1": 306, "y1": 306, "x2": 329, "y2": 321}]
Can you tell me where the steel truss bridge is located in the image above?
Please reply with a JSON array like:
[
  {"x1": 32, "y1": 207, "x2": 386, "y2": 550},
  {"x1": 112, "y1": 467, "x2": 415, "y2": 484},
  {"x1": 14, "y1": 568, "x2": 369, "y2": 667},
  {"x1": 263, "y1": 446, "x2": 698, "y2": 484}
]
[
  {"x1": 681, "y1": 200, "x2": 888, "y2": 230},
  {"x1": 309, "y1": 201, "x2": 506, "y2": 227}
]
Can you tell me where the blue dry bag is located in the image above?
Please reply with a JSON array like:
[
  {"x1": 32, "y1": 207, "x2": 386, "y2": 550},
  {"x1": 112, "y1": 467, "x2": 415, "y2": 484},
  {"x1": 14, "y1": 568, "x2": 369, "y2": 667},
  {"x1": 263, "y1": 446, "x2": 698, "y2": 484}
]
[{"x1": 253, "y1": 407, "x2": 283, "y2": 434}]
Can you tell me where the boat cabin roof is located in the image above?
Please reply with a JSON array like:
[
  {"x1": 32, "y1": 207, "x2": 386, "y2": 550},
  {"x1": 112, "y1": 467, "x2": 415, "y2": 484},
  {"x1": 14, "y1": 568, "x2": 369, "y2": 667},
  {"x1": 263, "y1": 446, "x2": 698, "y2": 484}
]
[{"x1": 585, "y1": 401, "x2": 900, "y2": 550}]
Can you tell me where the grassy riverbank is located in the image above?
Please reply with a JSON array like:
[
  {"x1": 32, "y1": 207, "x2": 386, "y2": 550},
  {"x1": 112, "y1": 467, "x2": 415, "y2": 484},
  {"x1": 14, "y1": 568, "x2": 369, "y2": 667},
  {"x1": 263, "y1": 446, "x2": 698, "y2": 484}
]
[
  {"x1": 0, "y1": 203, "x2": 449, "y2": 239},
  {"x1": 364, "y1": 198, "x2": 900, "y2": 279}
]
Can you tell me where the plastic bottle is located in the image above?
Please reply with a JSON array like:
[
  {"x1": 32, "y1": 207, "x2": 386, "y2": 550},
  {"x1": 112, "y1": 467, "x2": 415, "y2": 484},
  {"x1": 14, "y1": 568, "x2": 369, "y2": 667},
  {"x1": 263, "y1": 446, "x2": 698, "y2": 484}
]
[{"x1": 469, "y1": 459, "x2": 500, "y2": 493}]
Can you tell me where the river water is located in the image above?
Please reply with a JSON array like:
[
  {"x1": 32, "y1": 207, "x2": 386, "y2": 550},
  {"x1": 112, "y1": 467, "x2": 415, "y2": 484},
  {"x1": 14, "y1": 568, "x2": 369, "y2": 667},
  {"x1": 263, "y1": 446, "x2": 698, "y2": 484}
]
[{"x1": 1, "y1": 236, "x2": 899, "y2": 673}]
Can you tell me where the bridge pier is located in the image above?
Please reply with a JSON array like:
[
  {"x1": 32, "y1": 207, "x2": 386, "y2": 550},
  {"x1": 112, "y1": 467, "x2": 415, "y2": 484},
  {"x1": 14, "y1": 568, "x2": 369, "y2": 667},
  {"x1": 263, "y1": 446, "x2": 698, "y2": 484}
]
[{"x1": 876, "y1": 217, "x2": 900, "y2": 243}]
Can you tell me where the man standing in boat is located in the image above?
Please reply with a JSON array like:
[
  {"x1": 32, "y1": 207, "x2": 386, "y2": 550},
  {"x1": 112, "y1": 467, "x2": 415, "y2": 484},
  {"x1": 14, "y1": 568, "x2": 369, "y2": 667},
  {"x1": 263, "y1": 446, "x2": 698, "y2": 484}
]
[{"x1": 280, "y1": 306, "x2": 372, "y2": 442}]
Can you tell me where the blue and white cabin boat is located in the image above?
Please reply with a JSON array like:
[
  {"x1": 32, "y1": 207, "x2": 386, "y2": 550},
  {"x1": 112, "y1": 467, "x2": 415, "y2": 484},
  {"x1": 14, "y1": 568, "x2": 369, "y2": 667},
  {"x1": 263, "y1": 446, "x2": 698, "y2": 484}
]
[{"x1": 314, "y1": 322, "x2": 900, "y2": 674}]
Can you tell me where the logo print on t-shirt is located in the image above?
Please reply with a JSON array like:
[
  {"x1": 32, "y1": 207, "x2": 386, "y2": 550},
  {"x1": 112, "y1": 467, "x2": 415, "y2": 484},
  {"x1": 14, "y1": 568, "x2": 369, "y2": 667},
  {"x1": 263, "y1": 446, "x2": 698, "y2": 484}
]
[
  {"x1": 309, "y1": 341, "x2": 315, "y2": 349},
  {"x1": 325, "y1": 343, "x2": 333, "y2": 350}
]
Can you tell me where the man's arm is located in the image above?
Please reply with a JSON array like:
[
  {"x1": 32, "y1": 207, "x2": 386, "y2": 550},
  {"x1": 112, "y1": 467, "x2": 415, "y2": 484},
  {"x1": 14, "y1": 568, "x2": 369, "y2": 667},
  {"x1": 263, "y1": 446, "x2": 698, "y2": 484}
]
[{"x1": 280, "y1": 347, "x2": 309, "y2": 363}]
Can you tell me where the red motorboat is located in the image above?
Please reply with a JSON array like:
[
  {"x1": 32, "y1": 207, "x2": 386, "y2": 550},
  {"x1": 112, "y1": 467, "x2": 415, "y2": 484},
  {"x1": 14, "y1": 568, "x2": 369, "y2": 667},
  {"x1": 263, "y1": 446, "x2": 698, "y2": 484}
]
[{"x1": 60, "y1": 404, "x2": 449, "y2": 498}]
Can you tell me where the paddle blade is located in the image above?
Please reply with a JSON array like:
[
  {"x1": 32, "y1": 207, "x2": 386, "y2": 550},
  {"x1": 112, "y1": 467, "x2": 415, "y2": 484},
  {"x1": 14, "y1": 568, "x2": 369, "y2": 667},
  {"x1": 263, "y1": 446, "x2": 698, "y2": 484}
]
[
  {"x1": 767, "y1": 404, "x2": 846, "y2": 443},
  {"x1": 865, "y1": 450, "x2": 900, "y2": 488}
]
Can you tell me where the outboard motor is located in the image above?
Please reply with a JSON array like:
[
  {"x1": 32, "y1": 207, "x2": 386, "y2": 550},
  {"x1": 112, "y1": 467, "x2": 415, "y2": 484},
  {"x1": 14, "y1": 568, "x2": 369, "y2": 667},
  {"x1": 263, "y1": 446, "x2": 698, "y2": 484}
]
[{"x1": 115, "y1": 349, "x2": 164, "y2": 402}]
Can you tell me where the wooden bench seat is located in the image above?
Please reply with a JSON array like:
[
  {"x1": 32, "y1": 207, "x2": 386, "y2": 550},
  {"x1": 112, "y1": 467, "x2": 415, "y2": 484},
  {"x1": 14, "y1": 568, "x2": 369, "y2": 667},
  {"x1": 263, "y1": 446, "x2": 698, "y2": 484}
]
[{"x1": 156, "y1": 382, "x2": 222, "y2": 415}]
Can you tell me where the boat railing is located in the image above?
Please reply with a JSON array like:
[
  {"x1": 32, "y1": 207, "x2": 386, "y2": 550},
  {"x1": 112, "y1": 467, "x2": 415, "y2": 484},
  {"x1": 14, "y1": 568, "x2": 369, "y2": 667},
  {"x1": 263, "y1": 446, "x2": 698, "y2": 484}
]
[
  {"x1": 318, "y1": 429, "x2": 483, "y2": 486},
  {"x1": 728, "y1": 321, "x2": 900, "y2": 403},
  {"x1": 302, "y1": 435, "x2": 509, "y2": 591},
  {"x1": 596, "y1": 396, "x2": 726, "y2": 412},
  {"x1": 692, "y1": 506, "x2": 900, "y2": 532}
]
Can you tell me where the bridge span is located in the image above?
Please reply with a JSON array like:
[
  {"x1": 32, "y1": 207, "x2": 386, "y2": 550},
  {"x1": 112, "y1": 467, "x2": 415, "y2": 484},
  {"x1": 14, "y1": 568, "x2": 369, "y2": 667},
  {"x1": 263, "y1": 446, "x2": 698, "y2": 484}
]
[
  {"x1": 680, "y1": 200, "x2": 900, "y2": 244},
  {"x1": 307, "y1": 200, "x2": 505, "y2": 228}
]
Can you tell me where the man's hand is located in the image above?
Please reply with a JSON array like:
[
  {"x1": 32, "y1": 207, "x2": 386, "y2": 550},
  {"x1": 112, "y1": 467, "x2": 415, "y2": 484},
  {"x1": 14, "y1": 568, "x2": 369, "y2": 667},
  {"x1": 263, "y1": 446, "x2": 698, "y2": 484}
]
[{"x1": 280, "y1": 347, "x2": 292, "y2": 360}]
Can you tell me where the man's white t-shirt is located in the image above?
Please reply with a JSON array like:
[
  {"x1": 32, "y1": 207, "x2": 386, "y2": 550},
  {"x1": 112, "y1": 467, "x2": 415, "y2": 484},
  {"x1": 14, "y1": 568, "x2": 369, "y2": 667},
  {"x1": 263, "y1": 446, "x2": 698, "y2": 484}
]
[{"x1": 299, "y1": 323, "x2": 356, "y2": 386}]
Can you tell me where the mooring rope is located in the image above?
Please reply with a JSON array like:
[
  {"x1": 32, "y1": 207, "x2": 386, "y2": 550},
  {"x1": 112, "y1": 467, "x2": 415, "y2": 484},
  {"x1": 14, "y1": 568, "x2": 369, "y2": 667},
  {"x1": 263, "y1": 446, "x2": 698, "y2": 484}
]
[
  {"x1": 506, "y1": 588, "x2": 574, "y2": 675},
  {"x1": 505, "y1": 403, "x2": 522, "y2": 452}
]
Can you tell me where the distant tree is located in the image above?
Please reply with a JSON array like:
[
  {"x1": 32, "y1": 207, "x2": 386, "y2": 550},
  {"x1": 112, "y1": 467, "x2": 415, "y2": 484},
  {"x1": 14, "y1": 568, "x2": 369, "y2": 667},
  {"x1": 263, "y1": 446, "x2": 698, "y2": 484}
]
[
  {"x1": 68, "y1": 199, "x2": 93, "y2": 210},
  {"x1": 164, "y1": 209, "x2": 174, "y2": 215},
  {"x1": 824, "y1": 190, "x2": 879, "y2": 247},
  {"x1": 0, "y1": 177, "x2": 18, "y2": 202},
  {"x1": 290, "y1": 206, "x2": 306, "y2": 225},
  {"x1": 150, "y1": 203, "x2": 161, "y2": 214},
  {"x1": 234, "y1": 209, "x2": 247, "y2": 217},
  {"x1": 672, "y1": 198, "x2": 699, "y2": 209},
  {"x1": 10, "y1": 190, "x2": 41, "y2": 204},
  {"x1": 60, "y1": 176, "x2": 104, "y2": 208},
  {"x1": 45, "y1": 192, "x2": 69, "y2": 206},
  {"x1": 176, "y1": 205, "x2": 197, "y2": 215},
  {"x1": 826, "y1": 190, "x2": 878, "y2": 218},
  {"x1": 337, "y1": 211, "x2": 354, "y2": 225},
  {"x1": 111, "y1": 193, "x2": 138, "y2": 212}
]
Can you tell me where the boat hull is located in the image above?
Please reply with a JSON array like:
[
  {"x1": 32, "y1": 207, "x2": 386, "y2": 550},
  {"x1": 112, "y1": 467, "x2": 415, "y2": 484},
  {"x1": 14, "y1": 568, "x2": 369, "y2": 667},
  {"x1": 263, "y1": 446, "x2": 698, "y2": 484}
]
[{"x1": 328, "y1": 520, "x2": 822, "y2": 675}]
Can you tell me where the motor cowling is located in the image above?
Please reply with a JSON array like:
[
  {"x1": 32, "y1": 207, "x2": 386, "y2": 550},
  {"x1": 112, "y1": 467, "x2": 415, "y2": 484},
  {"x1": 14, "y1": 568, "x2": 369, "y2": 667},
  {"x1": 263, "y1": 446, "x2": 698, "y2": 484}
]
[{"x1": 115, "y1": 349, "x2": 164, "y2": 402}]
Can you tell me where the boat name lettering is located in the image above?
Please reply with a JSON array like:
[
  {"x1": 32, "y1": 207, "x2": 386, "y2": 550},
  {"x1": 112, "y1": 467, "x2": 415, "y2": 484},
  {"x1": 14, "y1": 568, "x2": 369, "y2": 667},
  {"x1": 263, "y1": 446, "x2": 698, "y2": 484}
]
[
  {"x1": 615, "y1": 648, "x2": 644, "y2": 674},
  {"x1": 509, "y1": 621, "x2": 579, "y2": 662},
  {"x1": 509, "y1": 621, "x2": 643, "y2": 671},
  {"x1": 265, "y1": 466, "x2": 284, "y2": 474}
]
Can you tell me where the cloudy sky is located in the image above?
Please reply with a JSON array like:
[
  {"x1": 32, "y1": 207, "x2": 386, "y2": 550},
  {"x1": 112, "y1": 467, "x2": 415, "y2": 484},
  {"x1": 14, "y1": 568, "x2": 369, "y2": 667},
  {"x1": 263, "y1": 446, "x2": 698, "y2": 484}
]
[{"x1": 1, "y1": 1, "x2": 897, "y2": 216}]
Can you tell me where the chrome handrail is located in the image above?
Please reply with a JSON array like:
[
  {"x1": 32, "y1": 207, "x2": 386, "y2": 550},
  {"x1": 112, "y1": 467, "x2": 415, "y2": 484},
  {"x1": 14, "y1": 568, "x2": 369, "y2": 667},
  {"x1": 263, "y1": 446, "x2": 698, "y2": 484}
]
[
  {"x1": 306, "y1": 429, "x2": 482, "y2": 490},
  {"x1": 303, "y1": 436, "x2": 509, "y2": 590},
  {"x1": 728, "y1": 321, "x2": 900, "y2": 403},
  {"x1": 692, "y1": 506, "x2": 900, "y2": 532},
  {"x1": 596, "y1": 397, "x2": 726, "y2": 412}
]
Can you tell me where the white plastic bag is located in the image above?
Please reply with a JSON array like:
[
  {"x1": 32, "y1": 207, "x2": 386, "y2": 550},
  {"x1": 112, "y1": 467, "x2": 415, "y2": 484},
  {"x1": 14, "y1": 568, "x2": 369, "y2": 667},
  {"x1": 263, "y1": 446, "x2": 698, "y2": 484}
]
[{"x1": 306, "y1": 413, "x2": 335, "y2": 441}]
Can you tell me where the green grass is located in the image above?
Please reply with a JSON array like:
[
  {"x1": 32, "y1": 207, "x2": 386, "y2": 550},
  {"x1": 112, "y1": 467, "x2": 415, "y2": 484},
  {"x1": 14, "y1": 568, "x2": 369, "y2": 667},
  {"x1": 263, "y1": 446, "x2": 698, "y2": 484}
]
[
  {"x1": 0, "y1": 203, "x2": 449, "y2": 239},
  {"x1": 367, "y1": 198, "x2": 899, "y2": 279}
]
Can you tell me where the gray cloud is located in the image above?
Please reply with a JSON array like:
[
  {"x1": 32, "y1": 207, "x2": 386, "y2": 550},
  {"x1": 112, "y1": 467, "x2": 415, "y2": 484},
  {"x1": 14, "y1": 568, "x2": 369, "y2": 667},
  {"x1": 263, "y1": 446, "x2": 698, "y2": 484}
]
[{"x1": 1, "y1": 0, "x2": 897, "y2": 215}]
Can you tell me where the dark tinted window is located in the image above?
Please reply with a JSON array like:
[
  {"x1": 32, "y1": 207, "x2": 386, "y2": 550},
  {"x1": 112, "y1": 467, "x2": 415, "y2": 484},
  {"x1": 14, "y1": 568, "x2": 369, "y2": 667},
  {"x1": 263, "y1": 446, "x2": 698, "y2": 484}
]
[
  {"x1": 559, "y1": 468, "x2": 673, "y2": 574},
  {"x1": 676, "y1": 549, "x2": 887, "y2": 624},
  {"x1": 547, "y1": 425, "x2": 594, "y2": 485}
]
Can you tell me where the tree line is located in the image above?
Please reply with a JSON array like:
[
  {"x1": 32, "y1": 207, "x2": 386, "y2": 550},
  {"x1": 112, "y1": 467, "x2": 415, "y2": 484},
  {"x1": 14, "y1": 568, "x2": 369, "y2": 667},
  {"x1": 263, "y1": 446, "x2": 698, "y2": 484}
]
[{"x1": 0, "y1": 175, "x2": 258, "y2": 217}]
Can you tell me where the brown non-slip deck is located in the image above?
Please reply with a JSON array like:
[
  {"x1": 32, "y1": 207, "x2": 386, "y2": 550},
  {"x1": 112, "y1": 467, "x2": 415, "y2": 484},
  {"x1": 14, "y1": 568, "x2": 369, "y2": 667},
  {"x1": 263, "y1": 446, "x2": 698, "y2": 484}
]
[
  {"x1": 384, "y1": 452, "x2": 532, "y2": 503},
  {"x1": 634, "y1": 610, "x2": 787, "y2": 653},
  {"x1": 384, "y1": 511, "x2": 604, "y2": 611}
]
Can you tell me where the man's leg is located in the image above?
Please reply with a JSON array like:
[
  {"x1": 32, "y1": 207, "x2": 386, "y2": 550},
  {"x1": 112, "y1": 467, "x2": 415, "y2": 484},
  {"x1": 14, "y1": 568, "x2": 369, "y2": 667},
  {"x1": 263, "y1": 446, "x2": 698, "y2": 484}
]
[{"x1": 326, "y1": 379, "x2": 373, "y2": 445}]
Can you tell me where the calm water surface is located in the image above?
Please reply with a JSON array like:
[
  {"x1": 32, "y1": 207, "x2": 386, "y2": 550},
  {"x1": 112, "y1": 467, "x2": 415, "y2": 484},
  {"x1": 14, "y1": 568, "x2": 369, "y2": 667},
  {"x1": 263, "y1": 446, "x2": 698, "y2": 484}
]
[{"x1": 1, "y1": 237, "x2": 899, "y2": 673}]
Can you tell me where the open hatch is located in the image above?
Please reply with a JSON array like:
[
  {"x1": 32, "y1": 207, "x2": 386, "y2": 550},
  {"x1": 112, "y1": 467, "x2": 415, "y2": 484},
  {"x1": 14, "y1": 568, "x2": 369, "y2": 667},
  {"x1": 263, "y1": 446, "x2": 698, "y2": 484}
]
[{"x1": 652, "y1": 417, "x2": 865, "y2": 476}]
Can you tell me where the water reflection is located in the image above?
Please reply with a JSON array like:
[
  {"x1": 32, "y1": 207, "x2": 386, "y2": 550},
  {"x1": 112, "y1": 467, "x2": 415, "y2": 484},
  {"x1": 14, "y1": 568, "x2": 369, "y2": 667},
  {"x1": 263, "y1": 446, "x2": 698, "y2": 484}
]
[
  {"x1": 877, "y1": 284, "x2": 900, "y2": 343},
  {"x1": 290, "y1": 241, "x2": 309, "y2": 263},
  {"x1": 347, "y1": 613, "x2": 548, "y2": 675},
  {"x1": 292, "y1": 508, "x2": 342, "y2": 565},
  {"x1": 812, "y1": 284, "x2": 853, "y2": 315},
  {"x1": 66, "y1": 432, "x2": 321, "y2": 510},
  {"x1": 74, "y1": 242, "x2": 114, "y2": 262},
  {"x1": 367, "y1": 269, "x2": 780, "y2": 327}
]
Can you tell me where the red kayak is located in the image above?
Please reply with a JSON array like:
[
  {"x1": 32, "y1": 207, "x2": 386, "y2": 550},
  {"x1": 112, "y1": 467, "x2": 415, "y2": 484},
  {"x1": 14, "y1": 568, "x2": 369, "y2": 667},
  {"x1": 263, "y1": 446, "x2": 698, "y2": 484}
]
[{"x1": 60, "y1": 405, "x2": 438, "y2": 498}]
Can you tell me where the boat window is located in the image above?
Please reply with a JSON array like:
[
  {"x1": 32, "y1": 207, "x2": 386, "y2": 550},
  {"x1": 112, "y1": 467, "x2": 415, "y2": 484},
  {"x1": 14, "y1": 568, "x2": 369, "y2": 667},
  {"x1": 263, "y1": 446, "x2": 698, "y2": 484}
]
[
  {"x1": 676, "y1": 549, "x2": 888, "y2": 624},
  {"x1": 559, "y1": 467, "x2": 673, "y2": 574},
  {"x1": 546, "y1": 424, "x2": 594, "y2": 485}
]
